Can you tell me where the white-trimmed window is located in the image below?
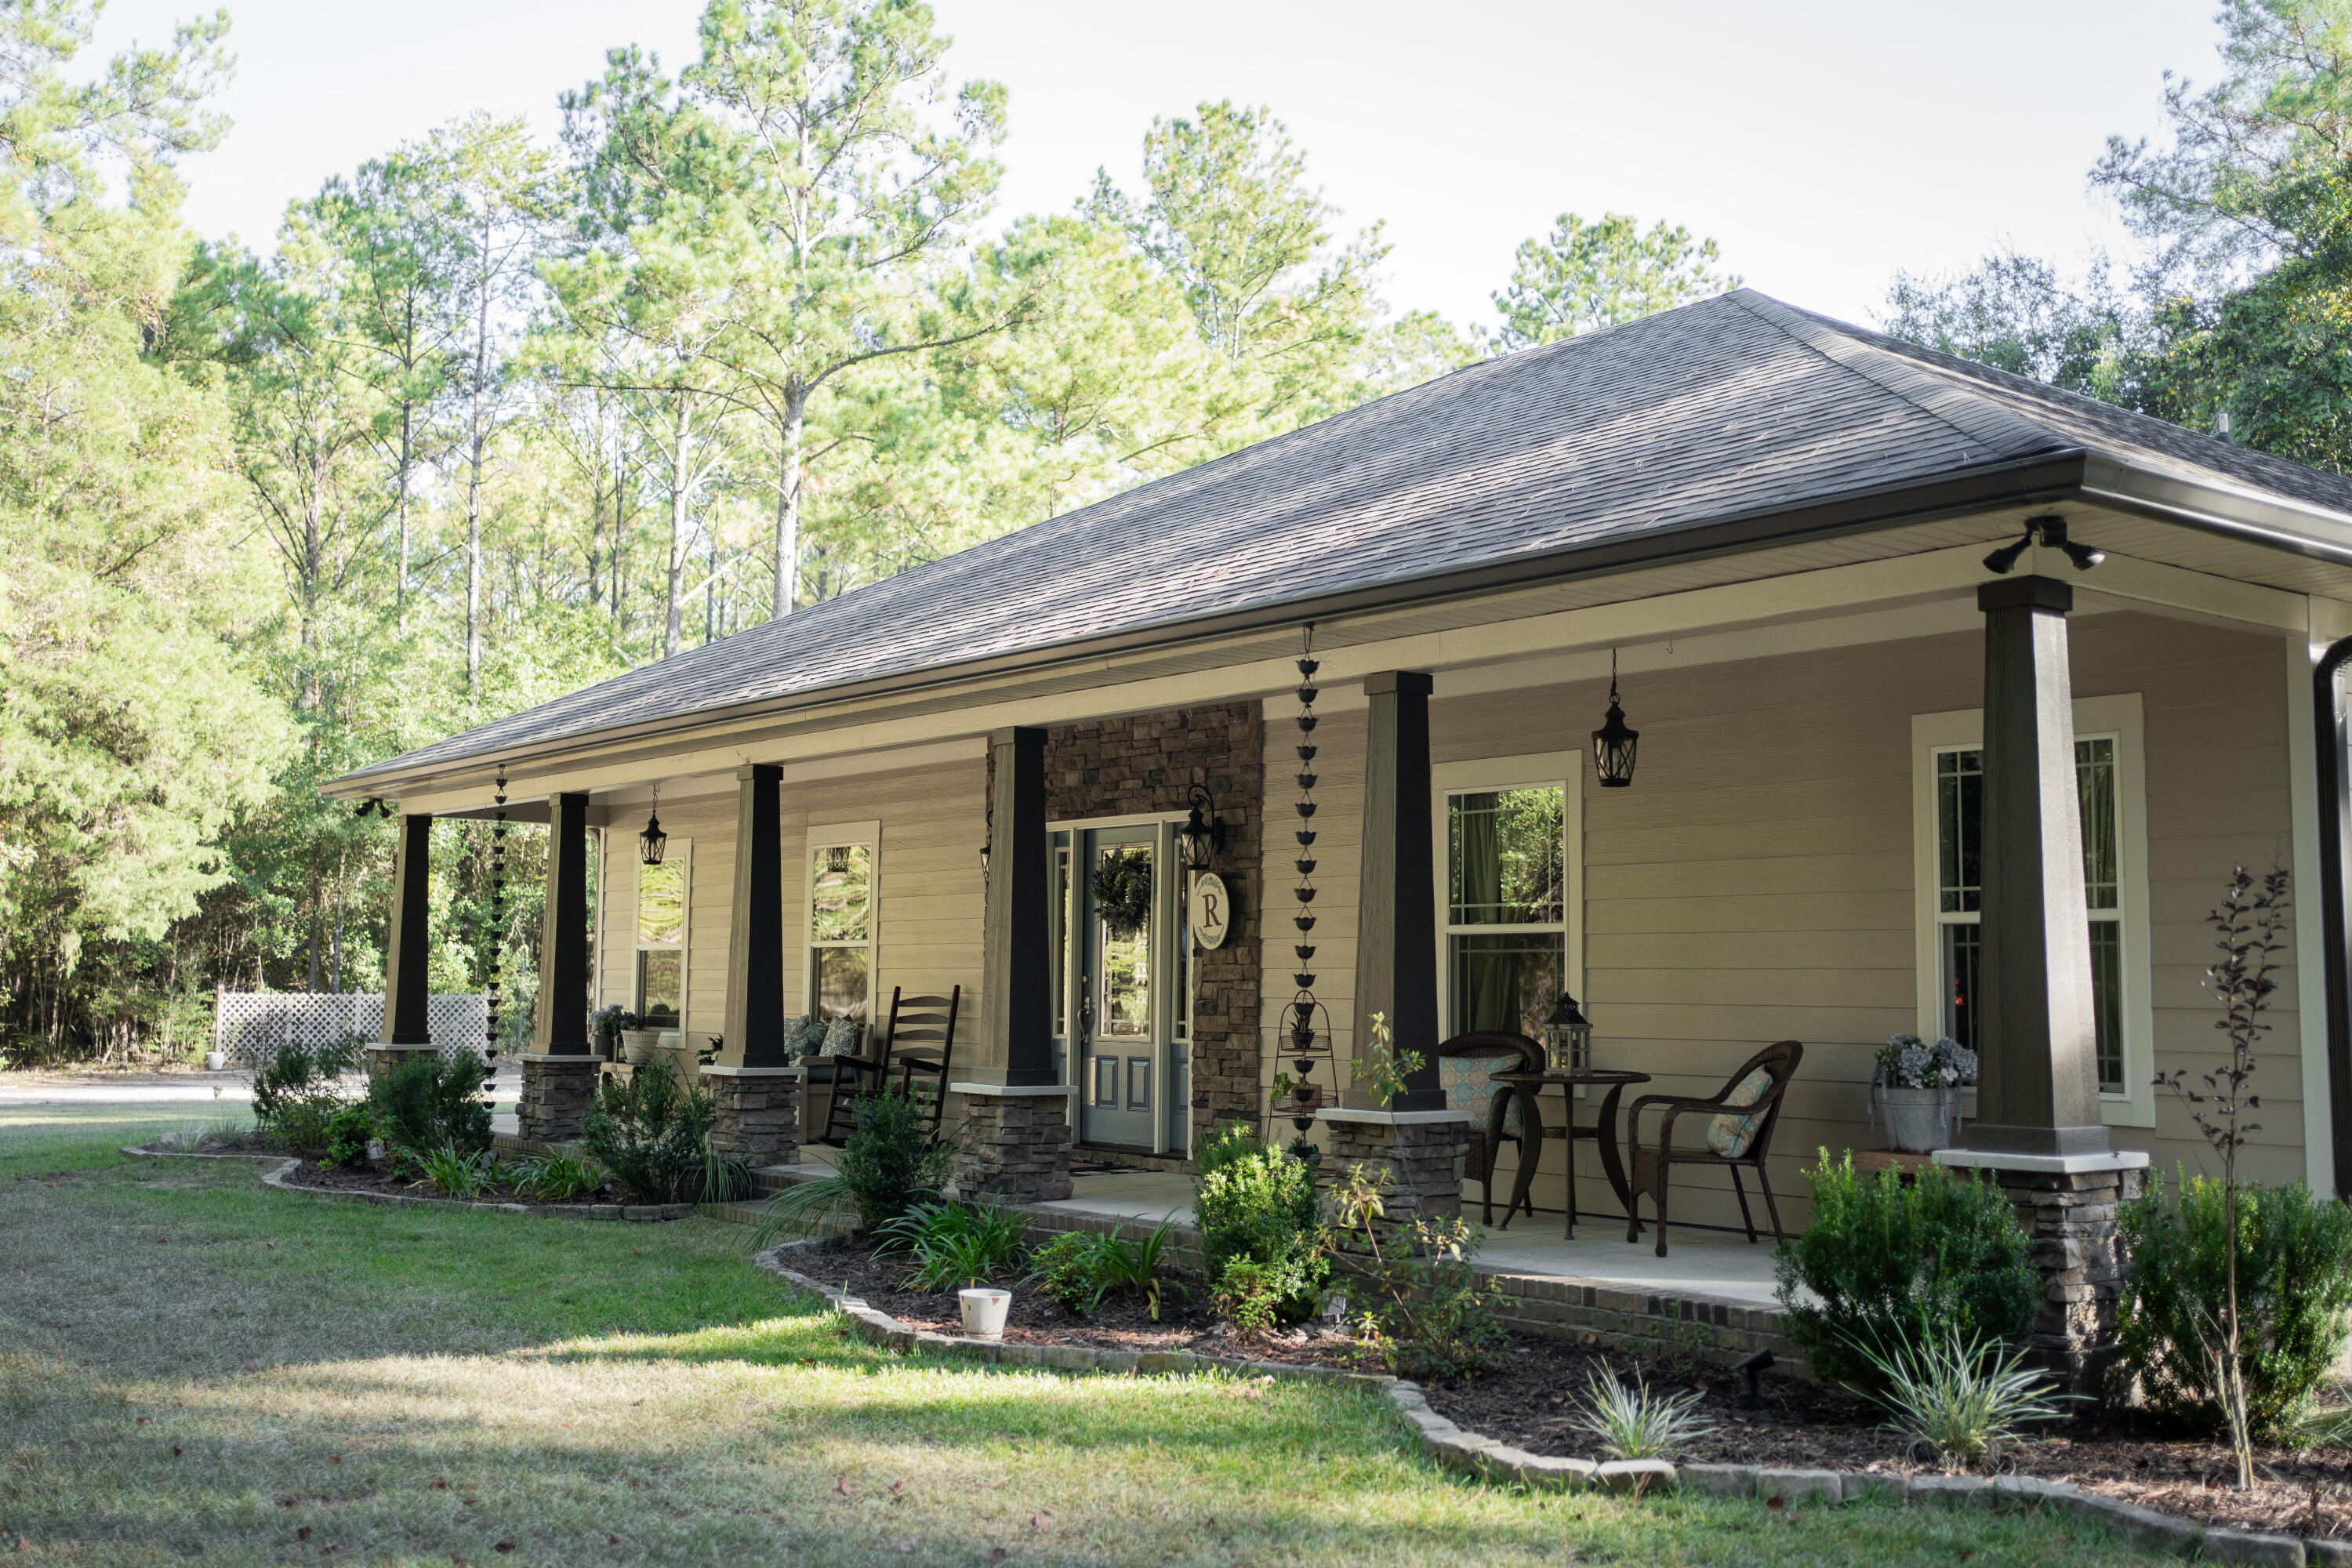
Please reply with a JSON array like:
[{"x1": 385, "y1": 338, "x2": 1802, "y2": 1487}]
[
  {"x1": 1432, "y1": 752, "x2": 1585, "y2": 1043},
  {"x1": 1911, "y1": 696, "x2": 2153, "y2": 1127},
  {"x1": 806, "y1": 822, "x2": 880, "y2": 1025},
  {"x1": 634, "y1": 841, "x2": 689, "y2": 1028}
]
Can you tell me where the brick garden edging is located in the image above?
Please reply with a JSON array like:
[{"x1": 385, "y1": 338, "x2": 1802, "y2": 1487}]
[
  {"x1": 750, "y1": 1236, "x2": 2325, "y2": 1565},
  {"x1": 123, "y1": 1144, "x2": 699, "y2": 1221}
]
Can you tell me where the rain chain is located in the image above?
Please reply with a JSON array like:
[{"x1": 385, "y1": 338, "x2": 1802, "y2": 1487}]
[
  {"x1": 485, "y1": 771, "x2": 508, "y2": 1074},
  {"x1": 1278, "y1": 626, "x2": 1334, "y2": 1143}
]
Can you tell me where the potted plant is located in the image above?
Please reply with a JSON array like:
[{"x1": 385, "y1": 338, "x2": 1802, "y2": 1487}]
[
  {"x1": 590, "y1": 1004, "x2": 639, "y2": 1062},
  {"x1": 1870, "y1": 1033, "x2": 1977, "y2": 1152}
]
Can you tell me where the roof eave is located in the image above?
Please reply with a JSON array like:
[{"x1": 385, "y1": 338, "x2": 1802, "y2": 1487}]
[
  {"x1": 325, "y1": 448, "x2": 2096, "y2": 800},
  {"x1": 2078, "y1": 452, "x2": 2352, "y2": 569}
]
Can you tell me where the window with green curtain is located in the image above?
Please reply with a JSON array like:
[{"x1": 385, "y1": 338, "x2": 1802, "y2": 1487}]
[{"x1": 1446, "y1": 786, "x2": 1566, "y2": 1040}]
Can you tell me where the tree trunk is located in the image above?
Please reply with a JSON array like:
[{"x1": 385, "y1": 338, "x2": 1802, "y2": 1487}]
[
  {"x1": 465, "y1": 213, "x2": 493, "y2": 699},
  {"x1": 663, "y1": 397, "x2": 691, "y2": 659},
  {"x1": 396, "y1": 401, "x2": 413, "y2": 635},
  {"x1": 771, "y1": 382, "x2": 804, "y2": 618}
]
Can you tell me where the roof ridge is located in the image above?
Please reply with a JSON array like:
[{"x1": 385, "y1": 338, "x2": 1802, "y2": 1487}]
[{"x1": 1723, "y1": 289, "x2": 2075, "y2": 466}]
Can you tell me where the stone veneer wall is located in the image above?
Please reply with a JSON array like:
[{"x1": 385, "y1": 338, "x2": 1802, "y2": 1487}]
[{"x1": 989, "y1": 701, "x2": 1265, "y2": 1153}]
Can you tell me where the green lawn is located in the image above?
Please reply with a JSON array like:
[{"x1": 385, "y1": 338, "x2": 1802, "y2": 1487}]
[{"x1": 0, "y1": 1102, "x2": 2179, "y2": 1566}]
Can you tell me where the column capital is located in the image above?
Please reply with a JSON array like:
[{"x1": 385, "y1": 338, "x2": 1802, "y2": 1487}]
[
  {"x1": 1362, "y1": 670, "x2": 1435, "y2": 698},
  {"x1": 987, "y1": 726, "x2": 1047, "y2": 750},
  {"x1": 735, "y1": 760, "x2": 782, "y2": 782},
  {"x1": 1978, "y1": 575, "x2": 2073, "y2": 615}
]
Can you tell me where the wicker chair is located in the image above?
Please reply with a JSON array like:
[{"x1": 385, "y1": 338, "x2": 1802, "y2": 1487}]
[
  {"x1": 1623, "y1": 1040, "x2": 1805, "y2": 1258},
  {"x1": 1437, "y1": 1030, "x2": 1542, "y2": 1225}
]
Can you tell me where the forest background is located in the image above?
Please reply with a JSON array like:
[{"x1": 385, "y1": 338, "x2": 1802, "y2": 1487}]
[{"x1": 2, "y1": 0, "x2": 2342, "y2": 1064}]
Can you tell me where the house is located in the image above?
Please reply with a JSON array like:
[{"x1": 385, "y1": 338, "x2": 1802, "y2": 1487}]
[{"x1": 332, "y1": 289, "x2": 2352, "y2": 1374}]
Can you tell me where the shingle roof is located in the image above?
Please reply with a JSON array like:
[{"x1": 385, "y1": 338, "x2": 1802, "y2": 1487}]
[{"x1": 344, "y1": 288, "x2": 2352, "y2": 785}]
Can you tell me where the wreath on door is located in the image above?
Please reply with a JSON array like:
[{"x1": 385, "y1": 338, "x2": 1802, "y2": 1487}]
[{"x1": 1091, "y1": 848, "x2": 1155, "y2": 936}]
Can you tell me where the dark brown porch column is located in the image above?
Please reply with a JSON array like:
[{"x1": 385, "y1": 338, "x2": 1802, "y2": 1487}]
[
  {"x1": 368, "y1": 811, "x2": 437, "y2": 1083},
  {"x1": 710, "y1": 763, "x2": 800, "y2": 1163},
  {"x1": 985, "y1": 726, "x2": 1054, "y2": 1087},
  {"x1": 520, "y1": 791, "x2": 596, "y2": 1142},
  {"x1": 953, "y1": 725, "x2": 1071, "y2": 1201},
  {"x1": 1971, "y1": 577, "x2": 2108, "y2": 1157},
  {"x1": 1938, "y1": 574, "x2": 2142, "y2": 1396},
  {"x1": 1352, "y1": 671, "x2": 1443, "y2": 1112},
  {"x1": 722, "y1": 764, "x2": 787, "y2": 1066}
]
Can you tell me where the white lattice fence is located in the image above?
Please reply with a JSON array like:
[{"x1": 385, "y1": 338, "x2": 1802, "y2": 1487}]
[{"x1": 211, "y1": 992, "x2": 489, "y2": 1066}]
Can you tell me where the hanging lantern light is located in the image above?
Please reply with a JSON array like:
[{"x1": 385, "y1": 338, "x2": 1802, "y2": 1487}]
[
  {"x1": 1175, "y1": 783, "x2": 1225, "y2": 872},
  {"x1": 1592, "y1": 650, "x2": 1639, "y2": 789},
  {"x1": 639, "y1": 782, "x2": 668, "y2": 866}
]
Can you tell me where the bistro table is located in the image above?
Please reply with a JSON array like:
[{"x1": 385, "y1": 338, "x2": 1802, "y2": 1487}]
[{"x1": 1491, "y1": 1068, "x2": 1653, "y2": 1239}]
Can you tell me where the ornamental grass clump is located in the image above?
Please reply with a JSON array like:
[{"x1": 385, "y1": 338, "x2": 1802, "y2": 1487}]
[
  {"x1": 1566, "y1": 1368, "x2": 1716, "y2": 1464},
  {"x1": 1773, "y1": 1153, "x2": 2039, "y2": 1389},
  {"x1": 875, "y1": 1200, "x2": 1027, "y2": 1291},
  {"x1": 1853, "y1": 1330, "x2": 2072, "y2": 1472}
]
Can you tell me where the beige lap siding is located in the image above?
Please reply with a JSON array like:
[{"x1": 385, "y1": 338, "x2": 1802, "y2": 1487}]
[
  {"x1": 591, "y1": 757, "x2": 988, "y2": 1072},
  {"x1": 1264, "y1": 612, "x2": 2303, "y2": 1234}
]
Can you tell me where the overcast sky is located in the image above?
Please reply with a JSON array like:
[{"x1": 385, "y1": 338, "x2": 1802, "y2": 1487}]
[{"x1": 88, "y1": 0, "x2": 2220, "y2": 335}]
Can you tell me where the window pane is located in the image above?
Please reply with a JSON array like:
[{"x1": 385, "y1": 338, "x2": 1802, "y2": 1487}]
[
  {"x1": 1937, "y1": 750, "x2": 1982, "y2": 915},
  {"x1": 815, "y1": 946, "x2": 869, "y2": 1022},
  {"x1": 811, "y1": 844, "x2": 872, "y2": 942},
  {"x1": 637, "y1": 858, "x2": 685, "y2": 947},
  {"x1": 1448, "y1": 931, "x2": 1566, "y2": 1040},
  {"x1": 637, "y1": 949, "x2": 681, "y2": 1025},
  {"x1": 2078, "y1": 738, "x2": 2118, "y2": 912},
  {"x1": 1449, "y1": 786, "x2": 1565, "y2": 926},
  {"x1": 2090, "y1": 919, "x2": 2123, "y2": 1092},
  {"x1": 1098, "y1": 844, "x2": 1152, "y2": 1039},
  {"x1": 1940, "y1": 922, "x2": 1980, "y2": 1051}
]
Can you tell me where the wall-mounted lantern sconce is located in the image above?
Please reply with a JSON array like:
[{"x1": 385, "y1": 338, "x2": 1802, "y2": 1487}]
[{"x1": 1176, "y1": 782, "x2": 1226, "y2": 871}]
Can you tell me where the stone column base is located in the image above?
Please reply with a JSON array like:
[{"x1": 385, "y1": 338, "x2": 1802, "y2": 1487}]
[
  {"x1": 519, "y1": 1054, "x2": 601, "y2": 1144},
  {"x1": 1316, "y1": 1108, "x2": 1472, "y2": 1232},
  {"x1": 1935, "y1": 1148, "x2": 2150, "y2": 1395},
  {"x1": 706, "y1": 1065, "x2": 802, "y2": 1165},
  {"x1": 364, "y1": 1043, "x2": 438, "y2": 1087},
  {"x1": 949, "y1": 1083, "x2": 1074, "y2": 1202}
]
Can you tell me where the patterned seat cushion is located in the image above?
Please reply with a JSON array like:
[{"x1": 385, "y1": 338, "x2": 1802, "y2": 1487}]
[
  {"x1": 1439, "y1": 1051, "x2": 1525, "y2": 1137},
  {"x1": 1705, "y1": 1067, "x2": 1777, "y2": 1158}
]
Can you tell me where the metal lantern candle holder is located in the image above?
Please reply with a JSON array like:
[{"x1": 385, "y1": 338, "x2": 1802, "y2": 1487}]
[{"x1": 1544, "y1": 992, "x2": 1594, "y2": 1073}]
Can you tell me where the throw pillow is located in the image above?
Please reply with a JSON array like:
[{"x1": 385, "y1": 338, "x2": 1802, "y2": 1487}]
[
  {"x1": 782, "y1": 1015, "x2": 820, "y2": 1058},
  {"x1": 1704, "y1": 1066, "x2": 1777, "y2": 1159},
  {"x1": 821, "y1": 1017, "x2": 863, "y2": 1058}
]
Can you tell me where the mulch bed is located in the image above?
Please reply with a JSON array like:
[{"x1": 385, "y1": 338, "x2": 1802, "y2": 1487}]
[
  {"x1": 282, "y1": 1157, "x2": 626, "y2": 1207},
  {"x1": 811, "y1": 1231, "x2": 2352, "y2": 1541},
  {"x1": 1421, "y1": 1329, "x2": 2352, "y2": 1541}
]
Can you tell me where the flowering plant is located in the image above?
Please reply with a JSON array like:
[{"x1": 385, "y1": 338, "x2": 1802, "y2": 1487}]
[
  {"x1": 1872, "y1": 1033, "x2": 1976, "y2": 1090},
  {"x1": 590, "y1": 1004, "x2": 641, "y2": 1036}
]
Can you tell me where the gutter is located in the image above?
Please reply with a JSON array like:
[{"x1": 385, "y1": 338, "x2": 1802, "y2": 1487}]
[
  {"x1": 2317, "y1": 637, "x2": 2352, "y2": 1196},
  {"x1": 328, "y1": 449, "x2": 2091, "y2": 798}
]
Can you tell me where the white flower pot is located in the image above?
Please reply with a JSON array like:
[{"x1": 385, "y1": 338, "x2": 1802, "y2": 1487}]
[
  {"x1": 1878, "y1": 1086, "x2": 1955, "y2": 1153},
  {"x1": 205, "y1": 1050, "x2": 228, "y2": 1072},
  {"x1": 958, "y1": 1288, "x2": 1011, "y2": 1340},
  {"x1": 620, "y1": 1029, "x2": 661, "y2": 1069}
]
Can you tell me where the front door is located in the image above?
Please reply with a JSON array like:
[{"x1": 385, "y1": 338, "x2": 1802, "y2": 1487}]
[{"x1": 1052, "y1": 822, "x2": 1189, "y2": 1152}]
